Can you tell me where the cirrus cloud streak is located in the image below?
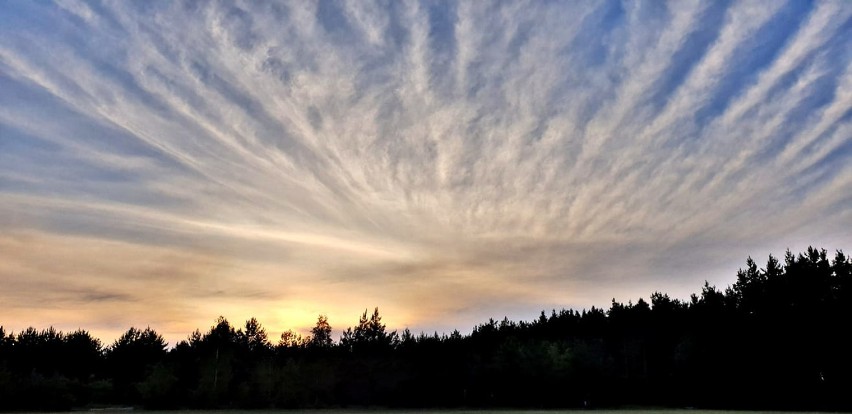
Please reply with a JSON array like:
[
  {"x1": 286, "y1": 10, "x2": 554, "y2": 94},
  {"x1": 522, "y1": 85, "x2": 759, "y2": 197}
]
[{"x1": 1, "y1": 0, "x2": 850, "y2": 344}]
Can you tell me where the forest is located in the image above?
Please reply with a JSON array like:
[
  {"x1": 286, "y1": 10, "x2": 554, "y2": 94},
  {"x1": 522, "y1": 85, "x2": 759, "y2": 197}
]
[{"x1": 1, "y1": 247, "x2": 850, "y2": 411}]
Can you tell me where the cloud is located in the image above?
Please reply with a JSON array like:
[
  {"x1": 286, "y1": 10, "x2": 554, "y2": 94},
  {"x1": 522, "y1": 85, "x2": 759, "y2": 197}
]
[{"x1": 0, "y1": 1, "x2": 850, "y2": 343}]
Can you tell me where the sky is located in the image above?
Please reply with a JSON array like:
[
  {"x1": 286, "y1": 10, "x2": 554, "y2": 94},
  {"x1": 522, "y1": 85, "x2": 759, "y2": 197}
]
[{"x1": 1, "y1": 0, "x2": 851, "y2": 346}]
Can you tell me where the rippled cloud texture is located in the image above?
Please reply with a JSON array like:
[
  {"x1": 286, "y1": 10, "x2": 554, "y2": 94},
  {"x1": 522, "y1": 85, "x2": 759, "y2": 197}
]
[{"x1": 1, "y1": 1, "x2": 851, "y2": 344}]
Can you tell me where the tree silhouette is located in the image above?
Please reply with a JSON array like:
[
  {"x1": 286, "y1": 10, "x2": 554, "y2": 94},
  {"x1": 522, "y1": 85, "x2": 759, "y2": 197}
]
[
  {"x1": 241, "y1": 317, "x2": 270, "y2": 353},
  {"x1": 105, "y1": 327, "x2": 167, "y2": 403},
  {"x1": 308, "y1": 314, "x2": 333, "y2": 349},
  {"x1": 62, "y1": 329, "x2": 102, "y2": 381},
  {"x1": 341, "y1": 307, "x2": 398, "y2": 353},
  {"x1": 277, "y1": 330, "x2": 307, "y2": 349}
]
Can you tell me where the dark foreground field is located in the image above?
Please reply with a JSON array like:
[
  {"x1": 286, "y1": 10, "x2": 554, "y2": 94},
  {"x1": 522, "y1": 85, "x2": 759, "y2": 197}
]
[{"x1": 73, "y1": 411, "x2": 835, "y2": 414}]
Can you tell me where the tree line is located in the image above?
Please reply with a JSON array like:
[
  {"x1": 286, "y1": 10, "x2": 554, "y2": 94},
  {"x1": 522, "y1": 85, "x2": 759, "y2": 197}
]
[{"x1": 1, "y1": 247, "x2": 851, "y2": 410}]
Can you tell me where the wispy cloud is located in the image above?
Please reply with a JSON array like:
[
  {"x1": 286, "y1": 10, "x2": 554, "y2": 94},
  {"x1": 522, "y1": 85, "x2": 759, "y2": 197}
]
[{"x1": 1, "y1": 1, "x2": 850, "y2": 344}]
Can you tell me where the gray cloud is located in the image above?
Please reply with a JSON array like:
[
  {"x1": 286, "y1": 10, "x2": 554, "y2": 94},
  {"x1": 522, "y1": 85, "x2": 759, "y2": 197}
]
[{"x1": 1, "y1": 1, "x2": 850, "y2": 343}]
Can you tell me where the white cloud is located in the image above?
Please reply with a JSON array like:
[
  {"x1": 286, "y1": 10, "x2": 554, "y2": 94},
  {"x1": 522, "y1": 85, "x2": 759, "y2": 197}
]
[{"x1": 0, "y1": 1, "x2": 850, "y2": 340}]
